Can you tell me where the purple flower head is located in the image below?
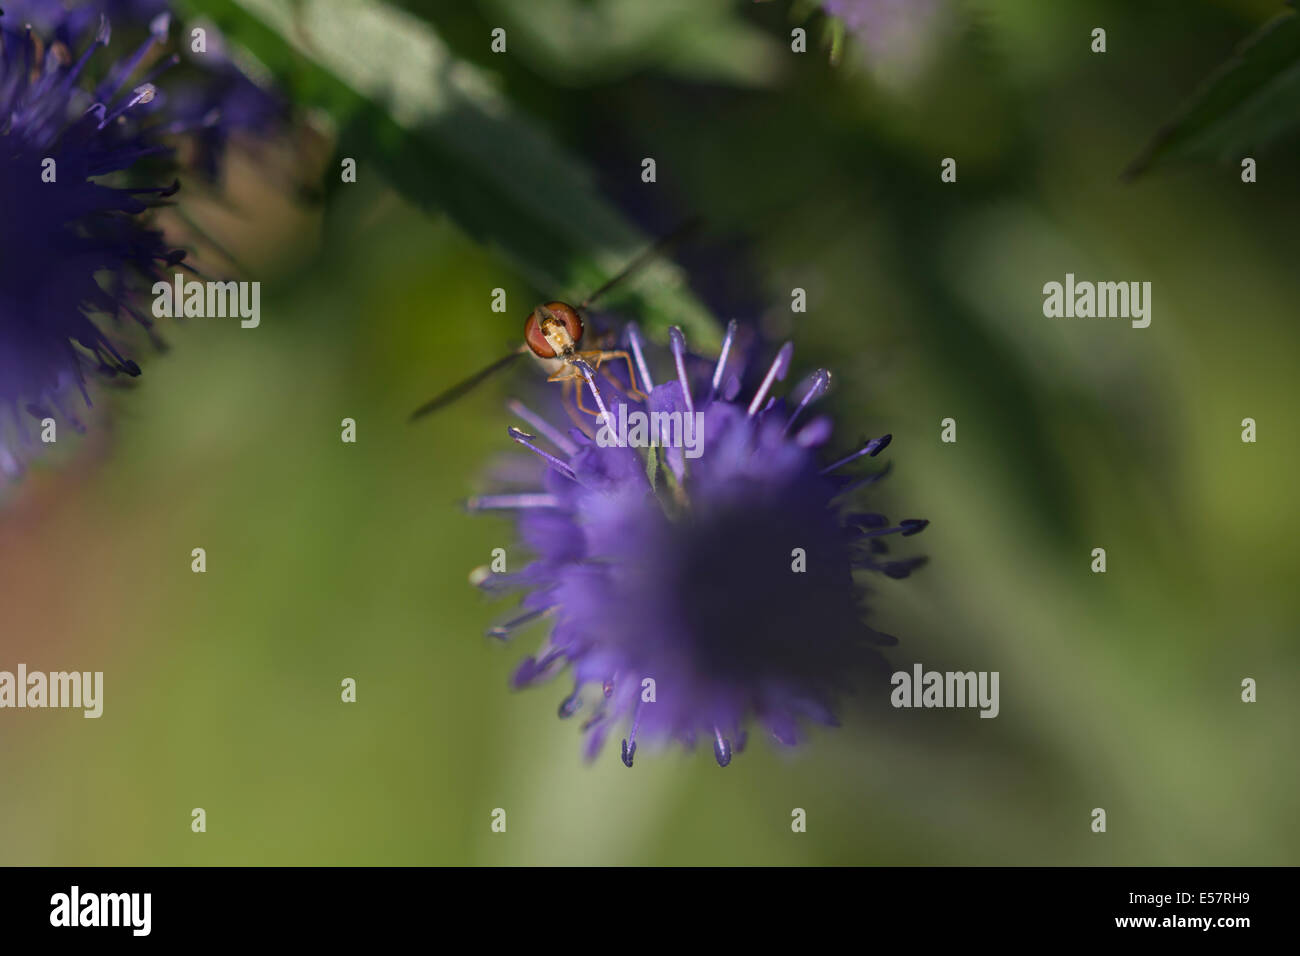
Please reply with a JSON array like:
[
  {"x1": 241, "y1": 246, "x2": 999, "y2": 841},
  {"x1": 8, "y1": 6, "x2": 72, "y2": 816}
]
[
  {"x1": 148, "y1": 8, "x2": 284, "y2": 181},
  {"x1": 0, "y1": 7, "x2": 184, "y2": 478},
  {"x1": 5, "y1": 0, "x2": 285, "y2": 180},
  {"x1": 822, "y1": 0, "x2": 944, "y2": 78},
  {"x1": 471, "y1": 321, "x2": 927, "y2": 767},
  {"x1": 164, "y1": 57, "x2": 283, "y2": 181}
]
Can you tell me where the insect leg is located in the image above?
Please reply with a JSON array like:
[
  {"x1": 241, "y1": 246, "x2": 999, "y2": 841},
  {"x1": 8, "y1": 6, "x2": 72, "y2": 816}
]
[
  {"x1": 596, "y1": 350, "x2": 646, "y2": 400},
  {"x1": 575, "y1": 377, "x2": 600, "y2": 419},
  {"x1": 560, "y1": 377, "x2": 595, "y2": 438}
]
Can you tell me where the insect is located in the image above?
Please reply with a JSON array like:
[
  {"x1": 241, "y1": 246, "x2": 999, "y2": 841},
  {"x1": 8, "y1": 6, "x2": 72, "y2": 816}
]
[{"x1": 409, "y1": 222, "x2": 697, "y2": 426}]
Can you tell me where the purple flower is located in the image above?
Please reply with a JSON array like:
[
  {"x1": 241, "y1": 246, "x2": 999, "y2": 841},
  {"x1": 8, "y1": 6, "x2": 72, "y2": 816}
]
[
  {"x1": 822, "y1": 0, "x2": 943, "y2": 76},
  {"x1": 0, "y1": 8, "x2": 184, "y2": 478},
  {"x1": 134, "y1": 5, "x2": 285, "y2": 182},
  {"x1": 4, "y1": 0, "x2": 285, "y2": 179},
  {"x1": 165, "y1": 52, "x2": 283, "y2": 181},
  {"x1": 470, "y1": 321, "x2": 927, "y2": 766}
]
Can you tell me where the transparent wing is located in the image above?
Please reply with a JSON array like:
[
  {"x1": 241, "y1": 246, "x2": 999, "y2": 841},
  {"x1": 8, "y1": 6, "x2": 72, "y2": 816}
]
[
  {"x1": 409, "y1": 347, "x2": 528, "y2": 422},
  {"x1": 579, "y1": 217, "x2": 702, "y2": 309}
]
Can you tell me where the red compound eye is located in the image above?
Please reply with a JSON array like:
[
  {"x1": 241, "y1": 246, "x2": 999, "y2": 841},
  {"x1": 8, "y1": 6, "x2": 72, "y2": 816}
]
[
  {"x1": 523, "y1": 302, "x2": 584, "y2": 358},
  {"x1": 523, "y1": 311, "x2": 553, "y2": 358}
]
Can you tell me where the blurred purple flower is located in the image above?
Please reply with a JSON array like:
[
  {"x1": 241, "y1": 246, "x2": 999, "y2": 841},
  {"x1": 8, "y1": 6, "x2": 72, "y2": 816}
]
[
  {"x1": 0, "y1": 8, "x2": 184, "y2": 478},
  {"x1": 471, "y1": 321, "x2": 927, "y2": 766},
  {"x1": 127, "y1": 1, "x2": 284, "y2": 181},
  {"x1": 165, "y1": 51, "x2": 283, "y2": 181},
  {"x1": 822, "y1": 0, "x2": 944, "y2": 79},
  {"x1": 4, "y1": 0, "x2": 285, "y2": 179}
]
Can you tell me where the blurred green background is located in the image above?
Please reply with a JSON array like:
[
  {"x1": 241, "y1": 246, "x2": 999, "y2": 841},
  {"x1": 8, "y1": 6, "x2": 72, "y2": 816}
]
[{"x1": 0, "y1": 0, "x2": 1297, "y2": 864}]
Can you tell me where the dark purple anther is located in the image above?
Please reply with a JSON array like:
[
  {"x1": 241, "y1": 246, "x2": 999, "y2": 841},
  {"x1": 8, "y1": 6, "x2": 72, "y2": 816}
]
[{"x1": 713, "y1": 733, "x2": 733, "y2": 768}]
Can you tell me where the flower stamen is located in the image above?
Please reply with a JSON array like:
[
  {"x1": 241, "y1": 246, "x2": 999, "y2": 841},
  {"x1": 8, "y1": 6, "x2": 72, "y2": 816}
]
[
  {"x1": 508, "y1": 399, "x2": 577, "y2": 455},
  {"x1": 747, "y1": 341, "x2": 794, "y2": 417},
  {"x1": 710, "y1": 319, "x2": 738, "y2": 400},
  {"x1": 713, "y1": 727, "x2": 733, "y2": 767},
  {"x1": 507, "y1": 427, "x2": 577, "y2": 481},
  {"x1": 785, "y1": 368, "x2": 831, "y2": 435},
  {"x1": 625, "y1": 322, "x2": 656, "y2": 392},
  {"x1": 668, "y1": 326, "x2": 694, "y2": 414},
  {"x1": 820, "y1": 434, "x2": 892, "y2": 474}
]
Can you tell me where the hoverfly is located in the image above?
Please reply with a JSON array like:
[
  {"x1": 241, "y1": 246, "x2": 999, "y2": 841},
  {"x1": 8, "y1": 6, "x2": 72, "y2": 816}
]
[{"x1": 409, "y1": 222, "x2": 698, "y2": 426}]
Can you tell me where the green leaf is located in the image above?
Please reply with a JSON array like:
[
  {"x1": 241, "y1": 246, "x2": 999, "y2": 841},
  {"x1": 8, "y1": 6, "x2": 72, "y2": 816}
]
[
  {"x1": 826, "y1": 16, "x2": 845, "y2": 67},
  {"x1": 1125, "y1": 8, "x2": 1300, "y2": 180},
  {"x1": 182, "y1": 0, "x2": 721, "y2": 347},
  {"x1": 644, "y1": 441, "x2": 660, "y2": 490}
]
